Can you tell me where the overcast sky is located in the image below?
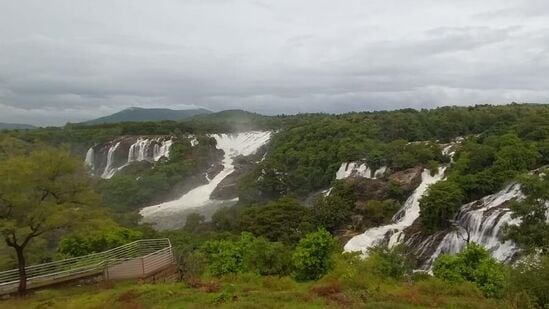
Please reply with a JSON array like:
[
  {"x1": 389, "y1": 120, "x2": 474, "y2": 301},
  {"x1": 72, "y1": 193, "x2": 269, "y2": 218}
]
[{"x1": 1, "y1": 0, "x2": 549, "y2": 126}]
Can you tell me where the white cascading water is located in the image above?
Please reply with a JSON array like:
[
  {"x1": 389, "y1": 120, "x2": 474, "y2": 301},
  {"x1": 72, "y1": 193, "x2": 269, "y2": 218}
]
[
  {"x1": 86, "y1": 137, "x2": 174, "y2": 179},
  {"x1": 101, "y1": 142, "x2": 122, "y2": 179},
  {"x1": 85, "y1": 147, "x2": 95, "y2": 170},
  {"x1": 336, "y1": 162, "x2": 387, "y2": 180},
  {"x1": 421, "y1": 184, "x2": 523, "y2": 268},
  {"x1": 344, "y1": 144, "x2": 455, "y2": 255},
  {"x1": 128, "y1": 137, "x2": 173, "y2": 163},
  {"x1": 344, "y1": 166, "x2": 447, "y2": 254},
  {"x1": 139, "y1": 131, "x2": 271, "y2": 230}
]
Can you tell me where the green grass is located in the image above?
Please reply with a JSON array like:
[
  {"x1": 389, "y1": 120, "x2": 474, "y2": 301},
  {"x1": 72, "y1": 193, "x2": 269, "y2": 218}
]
[{"x1": 0, "y1": 274, "x2": 508, "y2": 309}]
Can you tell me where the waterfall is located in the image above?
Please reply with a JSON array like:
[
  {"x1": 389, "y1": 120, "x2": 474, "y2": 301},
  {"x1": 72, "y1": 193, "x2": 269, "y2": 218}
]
[
  {"x1": 336, "y1": 162, "x2": 387, "y2": 180},
  {"x1": 85, "y1": 147, "x2": 95, "y2": 170},
  {"x1": 139, "y1": 131, "x2": 271, "y2": 230},
  {"x1": 154, "y1": 139, "x2": 173, "y2": 161},
  {"x1": 85, "y1": 136, "x2": 174, "y2": 179},
  {"x1": 421, "y1": 184, "x2": 523, "y2": 269},
  {"x1": 127, "y1": 137, "x2": 172, "y2": 163},
  {"x1": 101, "y1": 142, "x2": 122, "y2": 179},
  {"x1": 344, "y1": 166, "x2": 447, "y2": 255}
]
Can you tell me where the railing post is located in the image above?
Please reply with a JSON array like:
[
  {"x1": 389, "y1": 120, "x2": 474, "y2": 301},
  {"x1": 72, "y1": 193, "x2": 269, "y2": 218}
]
[
  {"x1": 141, "y1": 257, "x2": 145, "y2": 277},
  {"x1": 104, "y1": 260, "x2": 110, "y2": 281}
]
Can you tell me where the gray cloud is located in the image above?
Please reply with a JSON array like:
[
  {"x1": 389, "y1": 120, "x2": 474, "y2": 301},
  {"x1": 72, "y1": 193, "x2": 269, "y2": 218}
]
[{"x1": 1, "y1": 0, "x2": 548, "y2": 126}]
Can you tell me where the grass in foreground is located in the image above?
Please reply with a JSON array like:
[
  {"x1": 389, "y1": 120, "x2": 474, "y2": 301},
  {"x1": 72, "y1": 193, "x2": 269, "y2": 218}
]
[{"x1": 0, "y1": 273, "x2": 507, "y2": 309}]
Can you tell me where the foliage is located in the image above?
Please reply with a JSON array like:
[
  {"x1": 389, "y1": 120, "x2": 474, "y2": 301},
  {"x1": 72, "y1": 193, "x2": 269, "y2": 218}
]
[
  {"x1": 292, "y1": 229, "x2": 337, "y2": 281},
  {"x1": 237, "y1": 197, "x2": 314, "y2": 244},
  {"x1": 505, "y1": 170, "x2": 549, "y2": 253},
  {"x1": 366, "y1": 244, "x2": 414, "y2": 280},
  {"x1": 200, "y1": 232, "x2": 291, "y2": 277},
  {"x1": 240, "y1": 236, "x2": 291, "y2": 276},
  {"x1": 58, "y1": 226, "x2": 143, "y2": 257},
  {"x1": 0, "y1": 145, "x2": 102, "y2": 293},
  {"x1": 419, "y1": 180, "x2": 464, "y2": 232},
  {"x1": 509, "y1": 254, "x2": 549, "y2": 308},
  {"x1": 433, "y1": 243, "x2": 509, "y2": 298},
  {"x1": 311, "y1": 182, "x2": 356, "y2": 233},
  {"x1": 358, "y1": 199, "x2": 401, "y2": 227}
]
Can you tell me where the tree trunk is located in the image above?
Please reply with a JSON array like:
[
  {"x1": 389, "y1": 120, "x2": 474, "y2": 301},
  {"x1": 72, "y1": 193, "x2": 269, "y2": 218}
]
[{"x1": 15, "y1": 246, "x2": 27, "y2": 295}]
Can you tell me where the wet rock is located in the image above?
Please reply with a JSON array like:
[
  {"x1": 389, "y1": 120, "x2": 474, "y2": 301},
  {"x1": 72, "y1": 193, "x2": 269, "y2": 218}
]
[{"x1": 388, "y1": 167, "x2": 423, "y2": 191}]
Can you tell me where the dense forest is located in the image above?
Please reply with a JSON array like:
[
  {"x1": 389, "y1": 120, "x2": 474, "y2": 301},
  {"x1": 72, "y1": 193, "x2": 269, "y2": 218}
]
[{"x1": 0, "y1": 103, "x2": 548, "y2": 307}]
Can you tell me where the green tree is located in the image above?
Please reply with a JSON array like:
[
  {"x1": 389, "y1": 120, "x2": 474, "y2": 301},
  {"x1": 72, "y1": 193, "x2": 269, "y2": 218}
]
[
  {"x1": 292, "y1": 229, "x2": 337, "y2": 281},
  {"x1": 312, "y1": 182, "x2": 356, "y2": 233},
  {"x1": 366, "y1": 244, "x2": 414, "y2": 279},
  {"x1": 200, "y1": 232, "x2": 291, "y2": 276},
  {"x1": 509, "y1": 254, "x2": 549, "y2": 307},
  {"x1": 419, "y1": 180, "x2": 464, "y2": 231},
  {"x1": 240, "y1": 236, "x2": 291, "y2": 276},
  {"x1": 432, "y1": 243, "x2": 509, "y2": 298},
  {"x1": 58, "y1": 226, "x2": 143, "y2": 257},
  {"x1": 505, "y1": 171, "x2": 549, "y2": 253},
  {"x1": 238, "y1": 197, "x2": 313, "y2": 244},
  {"x1": 0, "y1": 147, "x2": 100, "y2": 294}
]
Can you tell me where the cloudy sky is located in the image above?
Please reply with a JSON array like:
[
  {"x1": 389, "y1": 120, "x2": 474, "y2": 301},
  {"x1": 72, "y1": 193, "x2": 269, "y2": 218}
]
[{"x1": 1, "y1": 0, "x2": 549, "y2": 126}]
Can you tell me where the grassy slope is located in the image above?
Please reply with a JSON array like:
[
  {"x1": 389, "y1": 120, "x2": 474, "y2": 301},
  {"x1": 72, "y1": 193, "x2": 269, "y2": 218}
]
[{"x1": 0, "y1": 274, "x2": 506, "y2": 309}]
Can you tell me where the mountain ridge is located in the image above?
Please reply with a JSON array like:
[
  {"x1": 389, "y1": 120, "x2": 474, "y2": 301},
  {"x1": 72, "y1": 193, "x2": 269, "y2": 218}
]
[
  {"x1": 82, "y1": 107, "x2": 212, "y2": 125},
  {"x1": 0, "y1": 122, "x2": 37, "y2": 130}
]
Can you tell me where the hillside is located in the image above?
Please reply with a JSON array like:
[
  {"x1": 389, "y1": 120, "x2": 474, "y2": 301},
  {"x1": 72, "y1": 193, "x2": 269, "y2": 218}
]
[
  {"x1": 83, "y1": 107, "x2": 212, "y2": 124},
  {"x1": 0, "y1": 122, "x2": 36, "y2": 130}
]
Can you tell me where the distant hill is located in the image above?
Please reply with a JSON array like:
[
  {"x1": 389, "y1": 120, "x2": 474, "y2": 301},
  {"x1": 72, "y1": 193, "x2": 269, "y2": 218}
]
[
  {"x1": 83, "y1": 107, "x2": 212, "y2": 125},
  {"x1": 0, "y1": 122, "x2": 37, "y2": 130},
  {"x1": 184, "y1": 109, "x2": 274, "y2": 131},
  {"x1": 188, "y1": 109, "x2": 267, "y2": 122}
]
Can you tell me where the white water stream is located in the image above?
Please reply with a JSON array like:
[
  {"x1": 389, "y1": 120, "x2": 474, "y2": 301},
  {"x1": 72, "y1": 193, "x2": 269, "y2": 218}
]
[
  {"x1": 139, "y1": 131, "x2": 271, "y2": 229},
  {"x1": 344, "y1": 167, "x2": 446, "y2": 254}
]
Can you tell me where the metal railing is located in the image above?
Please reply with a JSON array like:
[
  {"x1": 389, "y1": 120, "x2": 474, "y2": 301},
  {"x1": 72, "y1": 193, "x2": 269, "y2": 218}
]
[{"x1": 0, "y1": 238, "x2": 174, "y2": 294}]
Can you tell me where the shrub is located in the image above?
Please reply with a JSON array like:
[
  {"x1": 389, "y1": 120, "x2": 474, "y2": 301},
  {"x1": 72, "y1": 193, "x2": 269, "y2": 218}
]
[
  {"x1": 509, "y1": 254, "x2": 549, "y2": 308},
  {"x1": 292, "y1": 229, "x2": 337, "y2": 281},
  {"x1": 200, "y1": 232, "x2": 291, "y2": 277},
  {"x1": 366, "y1": 244, "x2": 414, "y2": 280},
  {"x1": 241, "y1": 237, "x2": 291, "y2": 276},
  {"x1": 58, "y1": 226, "x2": 143, "y2": 256},
  {"x1": 432, "y1": 243, "x2": 509, "y2": 298}
]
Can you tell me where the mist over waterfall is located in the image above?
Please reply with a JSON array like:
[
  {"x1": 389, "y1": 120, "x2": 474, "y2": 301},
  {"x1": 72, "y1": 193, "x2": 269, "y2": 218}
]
[
  {"x1": 84, "y1": 136, "x2": 174, "y2": 179},
  {"x1": 344, "y1": 167, "x2": 447, "y2": 255},
  {"x1": 140, "y1": 131, "x2": 271, "y2": 230}
]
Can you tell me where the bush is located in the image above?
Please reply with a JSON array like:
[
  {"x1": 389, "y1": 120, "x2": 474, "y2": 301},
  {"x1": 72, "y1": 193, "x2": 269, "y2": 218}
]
[
  {"x1": 241, "y1": 237, "x2": 291, "y2": 276},
  {"x1": 58, "y1": 226, "x2": 143, "y2": 256},
  {"x1": 366, "y1": 244, "x2": 414, "y2": 280},
  {"x1": 432, "y1": 243, "x2": 509, "y2": 298},
  {"x1": 200, "y1": 232, "x2": 291, "y2": 277},
  {"x1": 237, "y1": 197, "x2": 314, "y2": 244},
  {"x1": 509, "y1": 254, "x2": 549, "y2": 308},
  {"x1": 292, "y1": 229, "x2": 337, "y2": 281},
  {"x1": 201, "y1": 239, "x2": 242, "y2": 276}
]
